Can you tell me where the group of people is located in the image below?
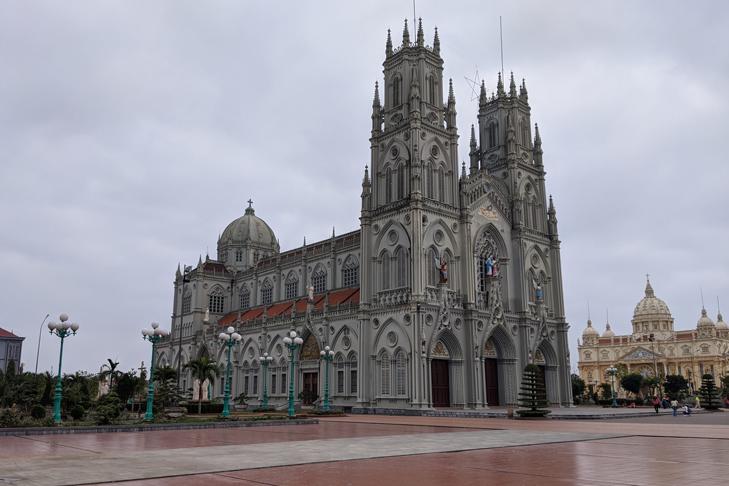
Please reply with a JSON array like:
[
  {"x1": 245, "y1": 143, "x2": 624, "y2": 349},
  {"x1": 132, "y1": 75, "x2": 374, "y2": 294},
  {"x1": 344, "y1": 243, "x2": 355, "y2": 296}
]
[{"x1": 652, "y1": 396, "x2": 729, "y2": 416}]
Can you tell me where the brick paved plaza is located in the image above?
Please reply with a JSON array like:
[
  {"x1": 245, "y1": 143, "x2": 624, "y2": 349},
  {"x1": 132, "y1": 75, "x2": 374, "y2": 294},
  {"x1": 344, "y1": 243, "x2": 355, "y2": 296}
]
[{"x1": 1, "y1": 412, "x2": 728, "y2": 485}]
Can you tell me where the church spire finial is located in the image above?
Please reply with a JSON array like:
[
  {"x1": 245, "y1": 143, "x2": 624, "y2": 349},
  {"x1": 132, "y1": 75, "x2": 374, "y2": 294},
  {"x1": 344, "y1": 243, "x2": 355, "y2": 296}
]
[
  {"x1": 509, "y1": 71, "x2": 517, "y2": 97},
  {"x1": 433, "y1": 26, "x2": 440, "y2": 55},
  {"x1": 520, "y1": 78, "x2": 529, "y2": 102},
  {"x1": 402, "y1": 19, "x2": 410, "y2": 46},
  {"x1": 645, "y1": 274, "x2": 655, "y2": 298},
  {"x1": 470, "y1": 124, "x2": 477, "y2": 147},
  {"x1": 417, "y1": 18, "x2": 424, "y2": 46},
  {"x1": 448, "y1": 78, "x2": 455, "y2": 103},
  {"x1": 479, "y1": 80, "x2": 487, "y2": 106},
  {"x1": 245, "y1": 199, "x2": 255, "y2": 215},
  {"x1": 385, "y1": 29, "x2": 393, "y2": 57},
  {"x1": 373, "y1": 81, "x2": 380, "y2": 107},
  {"x1": 497, "y1": 72, "x2": 505, "y2": 97}
]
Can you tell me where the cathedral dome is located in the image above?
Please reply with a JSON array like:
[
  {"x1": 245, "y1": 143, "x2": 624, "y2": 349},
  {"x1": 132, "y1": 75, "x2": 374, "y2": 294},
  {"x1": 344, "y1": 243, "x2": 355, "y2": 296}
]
[
  {"x1": 715, "y1": 313, "x2": 728, "y2": 330},
  {"x1": 220, "y1": 202, "x2": 277, "y2": 248},
  {"x1": 633, "y1": 278, "x2": 671, "y2": 318},
  {"x1": 602, "y1": 323, "x2": 615, "y2": 338},
  {"x1": 696, "y1": 307, "x2": 715, "y2": 329},
  {"x1": 583, "y1": 319, "x2": 599, "y2": 337}
]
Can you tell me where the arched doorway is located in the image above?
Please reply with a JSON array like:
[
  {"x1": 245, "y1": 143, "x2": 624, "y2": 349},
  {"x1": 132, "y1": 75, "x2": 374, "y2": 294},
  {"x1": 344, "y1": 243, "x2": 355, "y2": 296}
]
[
  {"x1": 300, "y1": 334, "x2": 320, "y2": 403},
  {"x1": 431, "y1": 341, "x2": 450, "y2": 407},
  {"x1": 483, "y1": 339, "x2": 499, "y2": 406}
]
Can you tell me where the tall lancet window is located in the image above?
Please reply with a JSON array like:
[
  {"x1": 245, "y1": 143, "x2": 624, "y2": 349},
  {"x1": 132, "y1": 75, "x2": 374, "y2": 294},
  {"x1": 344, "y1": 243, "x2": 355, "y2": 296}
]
[
  {"x1": 521, "y1": 121, "x2": 530, "y2": 147},
  {"x1": 397, "y1": 164, "x2": 405, "y2": 199},
  {"x1": 385, "y1": 168, "x2": 393, "y2": 203},
  {"x1": 393, "y1": 77, "x2": 401, "y2": 107},
  {"x1": 438, "y1": 167, "x2": 445, "y2": 203},
  {"x1": 381, "y1": 251, "x2": 391, "y2": 291},
  {"x1": 426, "y1": 164, "x2": 434, "y2": 199},
  {"x1": 395, "y1": 248, "x2": 407, "y2": 288},
  {"x1": 428, "y1": 76, "x2": 435, "y2": 104},
  {"x1": 488, "y1": 122, "x2": 497, "y2": 149}
]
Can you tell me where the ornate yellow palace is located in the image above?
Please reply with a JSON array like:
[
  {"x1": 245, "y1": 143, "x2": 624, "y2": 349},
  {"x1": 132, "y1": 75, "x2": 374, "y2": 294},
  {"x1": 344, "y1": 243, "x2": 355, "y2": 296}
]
[{"x1": 577, "y1": 278, "x2": 729, "y2": 393}]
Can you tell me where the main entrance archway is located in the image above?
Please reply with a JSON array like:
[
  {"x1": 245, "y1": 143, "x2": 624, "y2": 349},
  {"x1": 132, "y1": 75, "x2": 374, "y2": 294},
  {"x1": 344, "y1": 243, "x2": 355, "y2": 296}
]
[
  {"x1": 484, "y1": 339, "x2": 499, "y2": 406},
  {"x1": 430, "y1": 341, "x2": 451, "y2": 407}
]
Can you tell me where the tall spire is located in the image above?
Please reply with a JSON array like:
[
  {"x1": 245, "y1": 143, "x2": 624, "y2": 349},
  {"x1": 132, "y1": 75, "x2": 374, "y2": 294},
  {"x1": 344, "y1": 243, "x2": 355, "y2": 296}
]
[
  {"x1": 547, "y1": 195, "x2": 559, "y2": 236},
  {"x1": 509, "y1": 72, "x2": 517, "y2": 97},
  {"x1": 645, "y1": 274, "x2": 655, "y2": 298},
  {"x1": 433, "y1": 27, "x2": 440, "y2": 55},
  {"x1": 402, "y1": 19, "x2": 410, "y2": 46},
  {"x1": 448, "y1": 78, "x2": 455, "y2": 104},
  {"x1": 469, "y1": 124, "x2": 479, "y2": 173},
  {"x1": 385, "y1": 29, "x2": 393, "y2": 57},
  {"x1": 446, "y1": 78, "x2": 456, "y2": 130},
  {"x1": 479, "y1": 80, "x2": 487, "y2": 106},
  {"x1": 372, "y1": 81, "x2": 382, "y2": 133},
  {"x1": 373, "y1": 81, "x2": 380, "y2": 107},
  {"x1": 470, "y1": 124, "x2": 477, "y2": 147},
  {"x1": 497, "y1": 72, "x2": 505, "y2": 97},
  {"x1": 533, "y1": 123, "x2": 543, "y2": 167},
  {"x1": 416, "y1": 18, "x2": 424, "y2": 46}
]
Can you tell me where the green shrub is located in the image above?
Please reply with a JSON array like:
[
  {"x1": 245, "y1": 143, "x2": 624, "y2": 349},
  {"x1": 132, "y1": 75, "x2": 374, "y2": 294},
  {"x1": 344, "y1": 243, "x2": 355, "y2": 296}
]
[
  {"x1": 70, "y1": 404, "x2": 86, "y2": 421},
  {"x1": 634, "y1": 396, "x2": 645, "y2": 406},
  {"x1": 251, "y1": 407, "x2": 274, "y2": 413},
  {"x1": 0, "y1": 408, "x2": 23, "y2": 427},
  {"x1": 298, "y1": 389, "x2": 318, "y2": 404},
  {"x1": 307, "y1": 409, "x2": 345, "y2": 415},
  {"x1": 31, "y1": 404, "x2": 46, "y2": 420},
  {"x1": 94, "y1": 392, "x2": 123, "y2": 425}
]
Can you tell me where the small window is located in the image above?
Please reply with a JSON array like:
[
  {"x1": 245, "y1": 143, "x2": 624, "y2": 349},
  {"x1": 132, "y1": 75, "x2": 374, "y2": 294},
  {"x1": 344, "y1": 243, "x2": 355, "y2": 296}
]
[
  {"x1": 281, "y1": 373, "x2": 287, "y2": 394},
  {"x1": 261, "y1": 281, "x2": 273, "y2": 305},
  {"x1": 244, "y1": 376, "x2": 249, "y2": 395},
  {"x1": 668, "y1": 347, "x2": 674, "y2": 356},
  {"x1": 584, "y1": 352, "x2": 592, "y2": 360},
  {"x1": 271, "y1": 374, "x2": 277, "y2": 394},
  {"x1": 426, "y1": 164, "x2": 434, "y2": 199},
  {"x1": 285, "y1": 280, "x2": 298, "y2": 300},
  {"x1": 337, "y1": 370, "x2": 344, "y2": 394},
  {"x1": 182, "y1": 291, "x2": 191, "y2": 314},
  {"x1": 701, "y1": 345, "x2": 709, "y2": 354},
  {"x1": 601, "y1": 351, "x2": 609, "y2": 359},
  {"x1": 209, "y1": 294, "x2": 224, "y2": 314},
  {"x1": 313, "y1": 269, "x2": 326, "y2": 293},
  {"x1": 380, "y1": 353, "x2": 390, "y2": 396},
  {"x1": 682, "y1": 346, "x2": 690, "y2": 355},
  {"x1": 240, "y1": 289, "x2": 250, "y2": 310},
  {"x1": 396, "y1": 248, "x2": 407, "y2": 288},
  {"x1": 235, "y1": 249, "x2": 243, "y2": 262},
  {"x1": 426, "y1": 248, "x2": 438, "y2": 287},
  {"x1": 343, "y1": 258, "x2": 358, "y2": 287},
  {"x1": 350, "y1": 369, "x2": 358, "y2": 393}
]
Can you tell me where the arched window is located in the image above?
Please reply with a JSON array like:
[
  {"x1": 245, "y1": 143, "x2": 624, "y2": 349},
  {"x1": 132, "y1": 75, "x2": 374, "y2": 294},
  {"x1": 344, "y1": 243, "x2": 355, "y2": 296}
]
[
  {"x1": 438, "y1": 167, "x2": 445, "y2": 202},
  {"x1": 182, "y1": 287, "x2": 192, "y2": 314},
  {"x1": 208, "y1": 287, "x2": 225, "y2": 314},
  {"x1": 396, "y1": 351, "x2": 407, "y2": 396},
  {"x1": 488, "y1": 122, "x2": 497, "y2": 148},
  {"x1": 285, "y1": 273, "x2": 298, "y2": 300},
  {"x1": 380, "y1": 351, "x2": 391, "y2": 395},
  {"x1": 385, "y1": 167, "x2": 393, "y2": 203},
  {"x1": 474, "y1": 231, "x2": 501, "y2": 309},
  {"x1": 349, "y1": 353, "x2": 358, "y2": 393},
  {"x1": 531, "y1": 199, "x2": 538, "y2": 231},
  {"x1": 239, "y1": 287, "x2": 250, "y2": 310},
  {"x1": 539, "y1": 272, "x2": 547, "y2": 304},
  {"x1": 312, "y1": 267, "x2": 326, "y2": 293},
  {"x1": 381, "y1": 251, "x2": 391, "y2": 290},
  {"x1": 235, "y1": 249, "x2": 243, "y2": 263},
  {"x1": 342, "y1": 256, "x2": 359, "y2": 287},
  {"x1": 426, "y1": 164, "x2": 434, "y2": 199},
  {"x1": 397, "y1": 164, "x2": 405, "y2": 199},
  {"x1": 521, "y1": 121, "x2": 530, "y2": 147},
  {"x1": 261, "y1": 280, "x2": 273, "y2": 305},
  {"x1": 336, "y1": 355, "x2": 345, "y2": 394},
  {"x1": 393, "y1": 77, "x2": 401, "y2": 107},
  {"x1": 395, "y1": 248, "x2": 407, "y2": 288},
  {"x1": 428, "y1": 75, "x2": 435, "y2": 104},
  {"x1": 528, "y1": 271, "x2": 537, "y2": 302},
  {"x1": 426, "y1": 248, "x2": 438, "y2": 287}
]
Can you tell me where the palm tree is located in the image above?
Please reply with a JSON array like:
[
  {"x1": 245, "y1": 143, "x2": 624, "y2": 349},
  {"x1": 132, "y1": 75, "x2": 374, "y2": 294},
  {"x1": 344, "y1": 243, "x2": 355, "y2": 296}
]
[
  {"x1": 184, "y1": 358, "x2": 221, "y2": 414},
  {"x1": 100, "y1": 359, "x2": 120, "y2": 390}
]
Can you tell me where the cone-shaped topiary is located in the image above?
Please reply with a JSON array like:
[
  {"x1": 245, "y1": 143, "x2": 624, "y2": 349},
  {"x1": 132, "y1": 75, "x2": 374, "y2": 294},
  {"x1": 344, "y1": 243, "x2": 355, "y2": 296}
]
[
  {"x1": 698, "y1": 374, "x2": 722, "y2": 410},
  {"x1": 516, "y1": 363, "x2": 551, "y2": 417}
]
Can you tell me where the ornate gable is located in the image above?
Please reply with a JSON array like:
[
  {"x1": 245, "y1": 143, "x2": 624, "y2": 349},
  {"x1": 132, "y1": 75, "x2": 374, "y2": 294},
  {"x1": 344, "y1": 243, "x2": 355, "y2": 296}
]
[{"x1": 619, "y1": 347, "x2": 662, "y2": 361}]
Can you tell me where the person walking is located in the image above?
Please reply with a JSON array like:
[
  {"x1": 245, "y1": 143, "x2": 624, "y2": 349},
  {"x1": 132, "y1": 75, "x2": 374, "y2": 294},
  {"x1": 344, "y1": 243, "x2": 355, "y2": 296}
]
[
  {"x1": 723, "y1": 396, "x2": 729, "y2": 409},
  {"x1": 670, "y1": 398, "x2": 678, "y2": 416},
  {"x1": 695, "y1": 396, "x2": 701, "y2": 409},
  {"x1": 653, "y1": 396, "x2": 660, "y2": 413}
]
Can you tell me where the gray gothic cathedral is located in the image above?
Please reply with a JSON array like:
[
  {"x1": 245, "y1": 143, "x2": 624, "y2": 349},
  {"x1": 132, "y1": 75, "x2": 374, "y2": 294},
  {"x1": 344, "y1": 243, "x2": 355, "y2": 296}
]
[{"x1": 156, "y1": 20, "x2": 573, "y2": 412}]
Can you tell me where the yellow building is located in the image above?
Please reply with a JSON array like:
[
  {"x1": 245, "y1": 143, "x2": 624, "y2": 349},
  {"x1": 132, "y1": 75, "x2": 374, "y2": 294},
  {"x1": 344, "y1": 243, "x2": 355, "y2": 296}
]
[{"x1": 577, "y1": 278, "x2": 729, "y2": 394}]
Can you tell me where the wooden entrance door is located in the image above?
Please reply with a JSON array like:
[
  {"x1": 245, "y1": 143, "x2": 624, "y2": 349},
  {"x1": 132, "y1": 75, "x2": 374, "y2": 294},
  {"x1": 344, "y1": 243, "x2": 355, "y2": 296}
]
[
  {"x1": 485, "y1": 358, "x2": 500, "y2": 406},
  {"x1": 431, "y1": 359, "x2": 450, "y2": 407},
  {"x1": 302, "y1": 372, "x2": 318, "y2": 403}
]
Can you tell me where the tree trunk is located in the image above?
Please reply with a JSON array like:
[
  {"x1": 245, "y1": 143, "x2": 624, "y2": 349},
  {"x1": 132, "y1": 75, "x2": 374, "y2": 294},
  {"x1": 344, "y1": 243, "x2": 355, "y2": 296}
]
[{"x1": 198, "y1": 382, "x2": 203, "y2": 414}]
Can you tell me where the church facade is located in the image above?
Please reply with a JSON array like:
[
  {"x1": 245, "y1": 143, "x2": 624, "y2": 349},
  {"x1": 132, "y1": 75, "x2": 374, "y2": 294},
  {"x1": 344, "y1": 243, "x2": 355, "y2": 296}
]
[{"x1": 156, "y1": 20, "x2": 573, "y2": 411}]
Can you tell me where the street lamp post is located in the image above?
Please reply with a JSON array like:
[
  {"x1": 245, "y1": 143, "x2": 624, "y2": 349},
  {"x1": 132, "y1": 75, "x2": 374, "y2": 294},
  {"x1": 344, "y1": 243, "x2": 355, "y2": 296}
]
[
  {"x1": 142, "y1": 322, "x2": 169, "y2": 420},
  {"x1": 47, "y1": 314, "x2": 79, "y2": 423},
  {"x1": 218, "y1": 326, "x2": 242, "y2": 418},
  {"x1": 259, "y1": 353, "x2": 274, "y2": 408},
  {"x1": 648, "y1": 333, "x2": 662, "y2": 399},
  {"x1": 606, "y1": 365, "x2": 618, "y2": 407},
  {"x1": 319, "y1": 345, "x2": 335, "y2": 411},
  {"x1": 283, "y1": 331, "x2": 304, "y2": 416}
]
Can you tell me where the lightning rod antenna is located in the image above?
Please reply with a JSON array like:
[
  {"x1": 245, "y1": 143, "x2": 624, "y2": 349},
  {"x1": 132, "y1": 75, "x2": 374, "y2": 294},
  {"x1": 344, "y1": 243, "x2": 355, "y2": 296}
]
[
  {"x1": 587, "y1": 301, "x2": 590, "y2": 320},
  {"x1": 500, "y1": 16, "x2": 505, "y2": 82},
  {"x1": 700, "y1": 286, "x2": 705, "y2": 307},
  {"x1": 413, "y1": 0, "x2": 416, "y2": 35}
]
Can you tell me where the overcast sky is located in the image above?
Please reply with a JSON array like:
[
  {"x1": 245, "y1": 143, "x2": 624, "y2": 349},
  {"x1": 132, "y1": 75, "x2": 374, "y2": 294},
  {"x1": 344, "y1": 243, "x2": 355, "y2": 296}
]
[{"x1": 1, "y1": 1, "x2": 727, "y2": 377}]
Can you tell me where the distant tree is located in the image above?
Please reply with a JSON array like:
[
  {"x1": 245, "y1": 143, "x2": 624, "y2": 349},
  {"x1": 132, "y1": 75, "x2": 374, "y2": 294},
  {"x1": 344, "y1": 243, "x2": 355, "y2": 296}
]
[
  {"x1": 571, "y1": 374, "x2": 586, "y2": 398},
  {"x1": 619, "y1": 373, "x2": 644, "y2": 397},
  {"x1": 184, "y1": 358, "x2": 221, "y2": 414},
  {"x1": 663, "y1": 374, "x2": 689, "y2": 400},
  {"x1": 100, "y1": 359, "x2": 120, "y2": 389},
  {"x1": 598, "y1": 383, "x2": 612, "y2": 400},
  {"x1": 114, "y1": 373, "x2": 135, "y2": 404},
  {"x1": 698, "y1": 374, "x2": 722, "y2": 410},
  {"x1": 153, "y1": 366, "x2": 185, "y2": 408},
  {"x1": 516, "y1": 364, "x2": 551, "y2": 417},
  {"x1": 643, "y1": 376, "x2": 662, "y2": 397}
]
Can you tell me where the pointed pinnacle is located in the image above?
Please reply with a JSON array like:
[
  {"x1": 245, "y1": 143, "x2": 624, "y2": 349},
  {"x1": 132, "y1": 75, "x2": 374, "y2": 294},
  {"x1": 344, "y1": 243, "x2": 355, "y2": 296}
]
[
  {"x1": 470, "y1": 124, "x2": 477, "y2": 145},
  {"x1": 433, "y1": 27, "x2": 440, "y2": 55},
  {"x1": 373, "y1": 81, "x2": 380, "y2": 106},
  {"x1": 534, "y1": 123, "x2": 541, "y2": 144},
  {"x1": 509, "y1": 72, "x2": 517, "y2": 97},
  {"x1": 402, "y1": 19, "x2": 410, "y2": 46},
  {"x1": 386, "y1": 29, "x2": 393, "y2": 56},
  {"x1": 448, "y1": 78, "x2": 455, "y2": 103},
  {"x1": 479, "y1": 80, "x2": 487, "y2": 104},
  {"x1": 417, "y1": 18, "x2": 424, "y2": 46},
  {"x1": 549, "y1": 195, "x2": 555, "y2": 211},
  {"x1": 461, "y1": 161, "x2": 467, "y2": 179}
]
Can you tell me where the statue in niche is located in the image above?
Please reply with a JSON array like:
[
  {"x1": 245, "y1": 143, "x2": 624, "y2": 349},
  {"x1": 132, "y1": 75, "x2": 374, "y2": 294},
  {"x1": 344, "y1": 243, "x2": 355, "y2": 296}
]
[
  {"x1": 485, "y1": 257, "x2": 493, "y2": 277},
  {"x1": 536, "y1": 283, "x2": 543, "y2": 301},
  {"x1": 492, "y1": 259, "x2": 500, "y2": 278},
  {"x1": 307, "y1": 283, "x2": 314, "y2": 301},
  {"x1": 434, "y1": 256, "x2": 448, "y2": 283}
]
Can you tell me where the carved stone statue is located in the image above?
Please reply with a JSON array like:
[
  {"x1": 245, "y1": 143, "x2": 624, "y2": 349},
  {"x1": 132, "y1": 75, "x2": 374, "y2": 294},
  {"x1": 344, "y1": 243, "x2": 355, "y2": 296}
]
[
  {"x1": 536, "y1": 283, "x2": 543, "y2": 301},
  {"x1": 307, "y1": 283, "x2": 314, "y2": 301},
  {"x1": 434, "y1": 256, "x2": 448, "y2": 283}
]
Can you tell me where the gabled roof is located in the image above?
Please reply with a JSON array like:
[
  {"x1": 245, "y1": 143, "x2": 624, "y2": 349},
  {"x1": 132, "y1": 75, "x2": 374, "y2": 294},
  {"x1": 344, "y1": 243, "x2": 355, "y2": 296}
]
[
  {"x1": 619, "y1": 347, "x2": 662, "y2": 361},
  {"x1": 0, "y1": 328, "x2": 22, "y2": 339}
]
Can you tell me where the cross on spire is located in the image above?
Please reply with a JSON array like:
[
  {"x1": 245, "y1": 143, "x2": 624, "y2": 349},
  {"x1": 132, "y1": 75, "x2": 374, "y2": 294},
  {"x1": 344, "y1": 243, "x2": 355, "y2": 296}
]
[{"x1": 247, "y1": 199, "x2": 253, "y2": 208}]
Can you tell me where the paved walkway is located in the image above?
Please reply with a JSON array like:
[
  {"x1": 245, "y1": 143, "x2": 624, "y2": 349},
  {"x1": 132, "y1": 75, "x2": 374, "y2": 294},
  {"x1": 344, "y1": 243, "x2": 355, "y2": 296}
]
[{"x1": 1, "y1": 414, "x2": 727, "y2": 485}]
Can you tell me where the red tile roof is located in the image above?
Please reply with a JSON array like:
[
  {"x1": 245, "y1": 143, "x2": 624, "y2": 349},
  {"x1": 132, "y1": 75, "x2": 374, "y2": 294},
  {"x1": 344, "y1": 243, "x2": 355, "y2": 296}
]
[
  {"x1": 217, "y1": 288, "x2": 360, "y2": 326},
  {"x1": 0, "y1": 328, "x2": 20, "y2": 338}
]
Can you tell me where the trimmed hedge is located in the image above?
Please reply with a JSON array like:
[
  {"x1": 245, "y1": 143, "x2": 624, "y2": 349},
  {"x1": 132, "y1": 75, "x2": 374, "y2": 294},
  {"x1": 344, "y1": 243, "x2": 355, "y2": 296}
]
[{"x1": 184, "y1": 403, "x2": 225, "y2": 414}]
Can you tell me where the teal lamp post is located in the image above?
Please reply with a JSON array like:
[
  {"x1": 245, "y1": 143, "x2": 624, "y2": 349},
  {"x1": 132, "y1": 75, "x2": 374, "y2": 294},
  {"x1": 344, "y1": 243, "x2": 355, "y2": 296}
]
[
  {"x1": 218, "y1": 326, "x2": 242, "y2": 418},
  {"x1": 47, "y1": 314, "x2": 79, "y2": 423},
  {"x1": 142, "y1": 322, "x2": 169, "y2": 420},
  {"x1": 319, "y1": 345, "x2": 334, "y2": 411},
  {"x1": 283, "y1": 330, "x2": 303, "y2": 416},
  {"x1": 606, "y1": 365, "x2": 618, "y2": 407},
  {"x1": 258, "y1": 353, "x2": 274, "y2": 408}
]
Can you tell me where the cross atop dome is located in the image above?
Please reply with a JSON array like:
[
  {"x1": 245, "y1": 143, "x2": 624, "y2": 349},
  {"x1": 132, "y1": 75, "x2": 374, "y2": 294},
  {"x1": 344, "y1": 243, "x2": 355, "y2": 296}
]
[{"x1": 245, "y1": 199, "x2": 255, "y2": 215}]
